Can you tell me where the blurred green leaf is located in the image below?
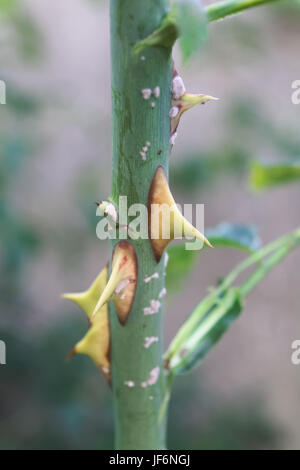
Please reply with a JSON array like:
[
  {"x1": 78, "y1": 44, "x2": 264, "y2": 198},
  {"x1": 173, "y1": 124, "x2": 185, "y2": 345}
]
[
  {"x1": 168, "y1": 380, "x2": 281, "y2": 450},
  {"x1": 0, "y1": 1, "x2": 43, "y2": 59},
  {"x1": 175, "y1": 0, "x2": 208, "y2": 60},
  {"x1": 205, "y1": 0, "x2": 278, "y2": 23},
  {"x1": 207, "y1": 222, "x2": 261, "y2": 252},
  {"x1": 6, "y1": 87, "x2": 40, "y2": 114},
  {"x1": 0, "y1": 0, "x2": 17, "y2": 13},
  {"x1": 229, "y1": 100, "x2": 300, "y2": 158},
  {"x1": 0, "y1": 134, "x2": 33, "y2": 196},
  {"x1": 170, "y1": 147, "x2": 247, "y2": 192},
  {"x1": 13, "y1": 12, "x2": 43, "y2": 59},
  {"x1": 250, "y1": 161, "x2": 300, "y2": 190},
  {"x1": 0, "y1": 319, "x2": 114, "y2": 450},
  {"x1": 0, "y1": 207, "x2": 40, "y2": 294}
]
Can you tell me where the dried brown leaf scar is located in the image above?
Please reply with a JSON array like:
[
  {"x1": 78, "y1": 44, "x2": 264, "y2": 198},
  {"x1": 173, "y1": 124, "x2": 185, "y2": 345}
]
[{"x1": 92, "y1": 241, "x2": 138, "y2": 326}]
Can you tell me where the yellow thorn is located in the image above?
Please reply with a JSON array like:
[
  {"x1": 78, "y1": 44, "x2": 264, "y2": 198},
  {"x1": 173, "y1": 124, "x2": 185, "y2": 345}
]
[
  {"x1": 61, "y1": 265, "x2": 108, "y2": 319},
  {"x1": 148, "y1": 166, "x2": 212, "y2": 262}
]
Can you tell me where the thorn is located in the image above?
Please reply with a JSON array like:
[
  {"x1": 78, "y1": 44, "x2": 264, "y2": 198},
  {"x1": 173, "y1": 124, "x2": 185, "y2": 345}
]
[{"x1": 148, "y1": 166, "x2": 212, "y2": 261}]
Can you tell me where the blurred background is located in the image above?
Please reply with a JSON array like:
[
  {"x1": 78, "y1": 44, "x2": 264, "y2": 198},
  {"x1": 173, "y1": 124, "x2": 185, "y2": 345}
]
[{"x1": 0, "y1": 0, "x2": 300, "y2": 450}]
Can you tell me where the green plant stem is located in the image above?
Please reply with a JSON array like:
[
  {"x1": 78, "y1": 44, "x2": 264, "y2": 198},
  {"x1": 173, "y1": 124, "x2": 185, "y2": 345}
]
[
  {"x1": 166, "y1": 228, "x2": 300, "y2": 361},
  {"x1": 109, "y1": 0, "x2": 172, "y2": 450},
  {"x1": 218, "y1": 228, "x2": 300, "y2": 294},
  {"x1": 240, "y1": 235, "x2": 300, "y2": 296},
  {"x1": 205, "y1": 0, "x2": 279, "y2": 22}
]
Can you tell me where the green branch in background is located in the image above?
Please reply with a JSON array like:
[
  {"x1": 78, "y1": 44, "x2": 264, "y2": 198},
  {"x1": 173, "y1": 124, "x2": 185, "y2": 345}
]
[
  {"x1": 250, "y1": 161, "x2": 300, "y2": 190},
  {"x1": 205, "y1": 0, "x2": 280, "y2": 23},
  {"x1": 165, "y1": 227, "x2": 300, "y2": 375},
  {"x1": 135, "y1": 0, "x2": 282, "y2": 61}
]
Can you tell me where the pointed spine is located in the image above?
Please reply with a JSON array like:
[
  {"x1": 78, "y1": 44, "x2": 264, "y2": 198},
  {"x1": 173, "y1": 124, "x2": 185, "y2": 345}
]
[
  {"x1": 148, "y1": 165, "x2": 212, "y2": 262},
  {"x1": 62, "y1": 266, "x2": 111, "y2": 382}
]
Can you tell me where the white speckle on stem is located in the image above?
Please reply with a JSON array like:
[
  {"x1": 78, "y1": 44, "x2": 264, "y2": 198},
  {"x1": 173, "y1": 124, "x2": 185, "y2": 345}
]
[
  {"x1": 151, "y1": 102, "x2": 156, "y2": 108},
  {"x1": 141, "y1": 367, "x2": 160, "y2": 388},
  {"x1": 169, "y1": 106, "x2": 179, "y2": 118},
  {"x1": 115, "y1": 279, "x2": 130, "y2": 294},
  {"x1": 164, "y1": 252, "x2": 169, "y2": 267},
  {"x1": 144, "y1": 300, "x2": 161, "y2": 315},
  {"x1": 124, "y1": 380, "x2": 135, "y2": 388},
  {"x1": 172, "y1": 75, "x2": 186, "y2": 100},
  {"x1": 144, "y1": 272, "x2": 159, "y2": 283},
  {"x1": 141, "y1": 88, "x2": 152, "y2": 100},
  {"x1": 141, "y1": 56, "x2": 146, "y2": 61},
  {"x1": 144, "y1": 337, "x2": 159, "y2": 349},
  {"x1": 148, "y1": 367, "x2": 160, "y2": 385},
  {"x1": 159, "y1": 287, "x2": 167, "y2": 299},
  {"x1": 170, "y1": 132, "x2": 177, "y2": 146},
  {"x1": 154, "y1": 86, "x2": 160, "y2": 98},
  {"x1": 140, "y1": 141, "x2": 151, "y2": 161},
  {"x1": 163, "y1": 252, "x2": 169, "y2": 276}
]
